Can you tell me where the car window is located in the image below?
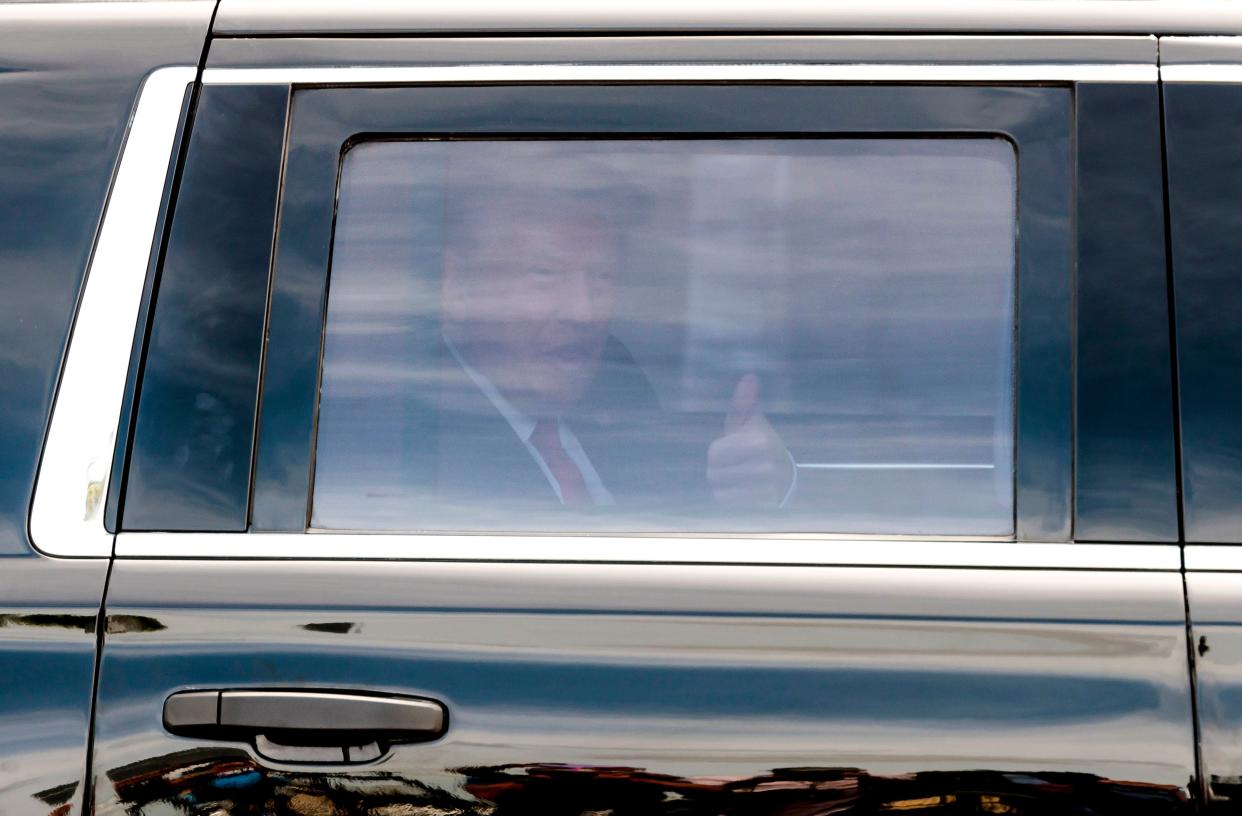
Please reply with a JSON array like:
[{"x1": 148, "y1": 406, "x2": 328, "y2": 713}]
[
  {"x1": 310, "y1": 137, "x2": 1016, "y2": 535},
  {"x1": 1164, "y1": 79, "x2": 1242, "y2": 543}
]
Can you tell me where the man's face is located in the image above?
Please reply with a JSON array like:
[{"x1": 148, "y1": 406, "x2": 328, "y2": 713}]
[{"x1": 441, "y1": 195, "x2": 621, "y2": 418}]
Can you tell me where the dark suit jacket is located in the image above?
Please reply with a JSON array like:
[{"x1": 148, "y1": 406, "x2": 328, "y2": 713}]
[{"x1": 400, "y1": 337, "x2": 712, "y2": 528}]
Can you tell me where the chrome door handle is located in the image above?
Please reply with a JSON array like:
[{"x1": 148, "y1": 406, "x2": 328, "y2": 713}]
[{"x1": 164, "y1": 689, "x2": 447, "y2": 764}]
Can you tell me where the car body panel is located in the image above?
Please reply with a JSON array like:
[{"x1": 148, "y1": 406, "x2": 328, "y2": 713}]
[
  {"x1": 204, "y1": 34, "x2": 1159, "y2": 69},
  {"x1": 0, "y1": 0, "x2": 213, "y2": 557},
  {"x1": 1165, "y1": 33, "x2": 1242, "y2": 813},
  {"x1": 0, "y1": 10, "x2": 1209, "y2": 813},
  {"x1": 0, "y1": 558, "x2": 109, "y2": 816},
  {"x1": 87, "y1": 37, "x2": 1195, "y2": 815},
  {"x1": 0, "y1": 3, "x2": 211, "y2": 815},
  {"x1": 1187, "y1": 573, "x2": 1242, "y2": 807},
  {"x1": 210, "y1": 0, "x2": 1242, "y2": 38},
  {"x1": 95, "y1": 560, "x2": 1195, "y2": 815}
]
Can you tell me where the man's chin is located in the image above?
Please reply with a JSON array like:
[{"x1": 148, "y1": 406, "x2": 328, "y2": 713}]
[{"x1": 510, "y1": 382, "x2": 592, "y2": 419}]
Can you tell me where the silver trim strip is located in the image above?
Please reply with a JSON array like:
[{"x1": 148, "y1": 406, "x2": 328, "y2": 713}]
[
  {"x1": 29, "y1": 66, "x2": 197, "y2": 558},
  {"x1": 37, "y1": 61, "x2": 1170, "y2": 569},
  {"x1": 1185, "y1": 546, "x2": 1242, "y2": 571},
  {"x1": 1161, "y1": 64, "x2": 1242, "y2": 83},
  {"x1": 796, "y1": 463, "x2": 993, "y2": 470},
  {"x1": 208, "y1": 35, "x2": 1159, "y2": 71},
  {"x1": 202, "y1": 63, "x2": 1157, "y2": 86},
  {"x1": 1160, "y1": 35, "x2": 1242, "y2": 63},
  {"x1": 211, "y1": 0, "x2": 1242, "y2": 37},
  {"x1": 115, "y1": 533, "x2": 1181, "y2": 569}
]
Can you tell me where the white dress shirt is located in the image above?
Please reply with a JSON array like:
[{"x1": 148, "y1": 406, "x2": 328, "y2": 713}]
[
  {"x1": 444, "y1": 337, "x2": 797, "y2": 508},
  {"x1": 445, "y1": 338, "x2": 615, "y2": 506}
]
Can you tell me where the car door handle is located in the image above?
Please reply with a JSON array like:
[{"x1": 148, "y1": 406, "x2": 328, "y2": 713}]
[{"x1": 164, "y1": 690, "x2": 447, "y2": 764}]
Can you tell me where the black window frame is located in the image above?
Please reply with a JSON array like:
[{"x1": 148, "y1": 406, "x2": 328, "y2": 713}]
[
  {"x1": 248, "y1": 82, "x2": 1074, "y2": 541},
  {"x1": 117, "y1": 77, "x2": 1182, "y2": 546}
]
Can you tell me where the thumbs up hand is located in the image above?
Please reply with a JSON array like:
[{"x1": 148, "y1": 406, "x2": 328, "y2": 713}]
[{"x1": 707, "y1": 374, "x2": 796, "y2": 507}]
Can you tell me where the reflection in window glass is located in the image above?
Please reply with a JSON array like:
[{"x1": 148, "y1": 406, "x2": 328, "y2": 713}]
[{"x1": 312, "y1": 139, "x2": 1017, "y2": 535}]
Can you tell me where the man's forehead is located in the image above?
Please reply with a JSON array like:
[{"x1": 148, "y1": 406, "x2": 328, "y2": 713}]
[
  {"x1": 441, "y1": 142, "x2": 645, "y2": 231},
  {"x1": 474, "y1": 191, "x2": 617, "y2": 226},
  {"x1": 443, "y1": 140, "x2": 625, "y2": 185},
  {"x1": 443, "y1": 185, "x2": 629, "y2": 250}
]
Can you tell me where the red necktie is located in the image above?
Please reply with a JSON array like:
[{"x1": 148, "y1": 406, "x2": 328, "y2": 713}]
[{"x1": 529, "y1": 418, "x2": 589, "y2": 505}]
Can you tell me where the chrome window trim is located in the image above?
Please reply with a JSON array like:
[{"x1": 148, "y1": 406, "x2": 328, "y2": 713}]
[
  {"x1": 208, "y1": 35, "x2": 1158, "y2": 71},
  {"x1": 29, "y1": 65, "x2": 197, "y2": 558},
  {"x1": 211, "y1": 0, "x2": 1242, "y2": 38},
  {"x1": 202, "y1": 63, "x2": 1156, "y2": 86},
  {"x1": 1185, "y1": 547, "x2": 1242, "y2": 571},
  {"x1": 1161, "y1": 64, "x2": 1242, "y2": 83},
  {"x1": 1160, "y1": 35, "x2": 1242, "y2": 81},
  {"x1": 36, "y1": 61, "x2": 1167, "y2": 566},
  {"x1": 114, "y1": 533, "x2": 1182, "y2": 570}
]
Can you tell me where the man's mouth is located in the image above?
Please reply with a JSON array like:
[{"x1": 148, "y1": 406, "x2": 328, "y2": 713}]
[{"x1": 540, "y1": 339, "x2": 598, "y2": 366}]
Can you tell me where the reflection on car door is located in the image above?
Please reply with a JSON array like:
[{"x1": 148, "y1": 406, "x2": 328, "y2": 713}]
[
  {"x1": 83, "y1": 39, "x2": 1194, "y2": 816},
  {"x1": 1165, "y1": 36, "x2": 1242, "y2": 813}
]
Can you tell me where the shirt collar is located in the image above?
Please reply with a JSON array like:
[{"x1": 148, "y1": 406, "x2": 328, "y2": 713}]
[{"x1": 443, "y1": 334, "x2": 539, "y2": 442}]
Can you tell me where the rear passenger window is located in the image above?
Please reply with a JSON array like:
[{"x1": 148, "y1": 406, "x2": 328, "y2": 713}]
[{"x1": 310, "y1": 137, "x2": 1017, "y2": 535}]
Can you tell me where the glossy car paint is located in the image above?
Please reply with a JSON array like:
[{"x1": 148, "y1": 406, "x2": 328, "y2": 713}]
[
  {"x1": 95, "y1": 561, "x2": 1195, "y2": 815},
  {"x1": 0, "y1": 3, "x2": 211, "y2": 815},
  {"x1": 0, "y1": 8, "x2": 1204, "y2": 814},
  {"x1": 1165, "y1": 36, "x2": 1242, "y2": 813},
  {"x1": 210, "y1": 0, "x2": 1242, "y2": 37},
  {"x1": 0, "y1": 560, "x2": 109, "y2": 816},
  {"x1": 0, "y1": 0, "x2": 213, "y2": 557},
  {"x1": 1186, "y1": 574, "x2": 1242, "y2": 809},
  {"x1": 84, "y1": 33, "x2": 1197, "y2": 816},
  {"x1": 205, "y1": 34, "x2": 1160, "y2": 70}
]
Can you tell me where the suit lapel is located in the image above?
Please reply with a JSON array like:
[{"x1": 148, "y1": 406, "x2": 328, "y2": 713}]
[{"x1": 431, "y1": 348, "x2": 561, "y2": 508}]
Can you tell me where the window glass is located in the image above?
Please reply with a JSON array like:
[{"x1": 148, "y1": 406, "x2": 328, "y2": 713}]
[{"x1": 311, "y1": 138, "x2": 1017, "y2": 535}]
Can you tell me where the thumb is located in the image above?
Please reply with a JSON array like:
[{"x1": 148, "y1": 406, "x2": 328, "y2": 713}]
[{"x1": 724, "y1": 373, "x2": 760, "y2": 435}]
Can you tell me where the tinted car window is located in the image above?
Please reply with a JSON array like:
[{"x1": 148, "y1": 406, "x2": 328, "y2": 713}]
[
  {"x1": 1164, "y1": 82, "x2": 1242, "y2": 543},
  {"x1": 311, "y1": 138, "x2": 1016, "y2": 535}
]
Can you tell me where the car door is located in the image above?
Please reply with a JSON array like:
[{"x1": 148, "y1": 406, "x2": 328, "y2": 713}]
[
  {"x1": 0, "y1": 4, "x2": 211, "y2": 816},
  {"x1": 1164, "y1": 35, "x2": 1242, "y2": 813},
  {"x1": 36, "y1": 31, "x2": 1194, "y2": 816}
]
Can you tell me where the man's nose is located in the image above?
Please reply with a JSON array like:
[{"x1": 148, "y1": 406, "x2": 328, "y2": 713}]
[{"x1": 558, "y1": 269, "x2": 606, "y2": 322}]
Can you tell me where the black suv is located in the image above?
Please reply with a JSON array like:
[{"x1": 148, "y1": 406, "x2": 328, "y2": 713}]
[{"x1": 6, "y1": 3, "x2": 1242, "y2": 815}]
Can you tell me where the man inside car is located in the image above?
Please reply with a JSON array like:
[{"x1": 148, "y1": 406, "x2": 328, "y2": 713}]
[{"x1": 425, "y1": 168, "x2": 796, "y2": 514}]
